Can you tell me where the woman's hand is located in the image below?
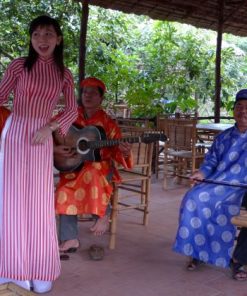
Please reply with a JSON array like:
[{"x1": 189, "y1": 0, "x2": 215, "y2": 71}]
[
  {"x1": 119, "y1": 142, "x2": 132, "y2": 158},
  {"x1": 190, "y1": 170, "x2": 205, "y2": 184},
  {"x1": 32, "y1": 121, "x2": 59, "y2": 145},
  {"x1": 32, "y1": 125, "x2": 52, "y2": 145}
]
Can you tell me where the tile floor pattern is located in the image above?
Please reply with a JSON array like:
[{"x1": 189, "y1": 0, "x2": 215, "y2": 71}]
[{"x1": 41, "y1": 178, "x2": 247, "y2": 295}]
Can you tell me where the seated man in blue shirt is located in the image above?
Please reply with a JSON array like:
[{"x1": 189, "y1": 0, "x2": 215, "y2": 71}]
[{"x1": 173, "y1": 89, "x2": 247, "y2": 272}]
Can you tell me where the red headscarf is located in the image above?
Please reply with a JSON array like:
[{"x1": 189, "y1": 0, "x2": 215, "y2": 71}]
[{"x1": 80, "y1": 77, "x2": 106, "y2": 94}]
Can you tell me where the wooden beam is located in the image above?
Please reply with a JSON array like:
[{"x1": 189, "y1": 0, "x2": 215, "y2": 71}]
[{"x1": 78, "y1": 0, "x2": 89, "y2": 100}]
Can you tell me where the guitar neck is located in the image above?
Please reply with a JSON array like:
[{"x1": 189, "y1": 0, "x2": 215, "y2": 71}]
[{"x1": 89, "y1": 136, "x2": 142, "y2": 149}]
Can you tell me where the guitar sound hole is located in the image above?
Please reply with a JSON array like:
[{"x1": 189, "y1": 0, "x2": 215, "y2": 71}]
[{"x1": 78, "y1": 140, "x2": 88, "y2": 152}]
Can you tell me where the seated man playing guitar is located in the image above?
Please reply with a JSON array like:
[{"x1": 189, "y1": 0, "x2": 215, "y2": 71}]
[{"x1": 54, "y1": 77, "x2": 133, "y2": 253}]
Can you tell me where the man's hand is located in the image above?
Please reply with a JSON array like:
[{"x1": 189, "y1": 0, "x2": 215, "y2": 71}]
[
  {"x1": 190, "y1": 170, "x2": 205, "y2": 185},
  {"x1": 54, "y1": 145, "x2": 76, "y2": 157}
]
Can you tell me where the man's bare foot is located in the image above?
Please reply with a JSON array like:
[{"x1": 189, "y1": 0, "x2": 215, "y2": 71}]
[
  {"x1": 90, "y1": 215, "x2": 109, "y2": 236},
  {"x1": 59, "y1": 239, "x2": 80, "y2": 252}
]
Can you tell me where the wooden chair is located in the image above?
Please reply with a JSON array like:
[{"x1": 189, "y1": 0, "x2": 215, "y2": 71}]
[
  {"x1": 162, "y1": 117, "x2": 205, "y2": 189},
  {"x1": 109, "y1": 128, "x2": 154, "y2": 249},
  {"x1": 155, "y1": 115, "x2": 167, "y2": 178},
  {"x1": 231, "y1": 193, "x2": 247, "y2": 228},
  {"x1": 117, "y1": 119, "x2": 162, "y2": 177},
  {"x1": 117, "y1": 117, "x2": 151, "y2": 129}
]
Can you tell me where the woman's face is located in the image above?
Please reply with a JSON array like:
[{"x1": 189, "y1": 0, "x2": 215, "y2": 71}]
[
  {"x1": 82, "y1": 87, "x2": 103, "y2": 110},
  {"x1": 31, "y1": 25, "x2": 62, "y2": 59},
  {"x1": 234, "y1": 100, "x2": 247, "y2": 131}
]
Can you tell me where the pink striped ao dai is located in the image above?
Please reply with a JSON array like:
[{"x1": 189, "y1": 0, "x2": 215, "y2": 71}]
[{"x1": 0, "y1": 57, "x2": 77, "y2": 281}]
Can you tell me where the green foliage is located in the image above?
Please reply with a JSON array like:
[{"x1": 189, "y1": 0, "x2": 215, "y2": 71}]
[
  {"x1": 1, "y1": 2, "x2": 247, "y2": 118},
  {"x1": 0, "y1": 0, "x2": 80, "y2": 74}
]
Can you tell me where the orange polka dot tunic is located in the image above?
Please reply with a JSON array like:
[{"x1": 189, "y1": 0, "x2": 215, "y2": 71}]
[
  {"x1": 0, "y1": 106, "x2": 11, "y2": 135},
  {"x1": 55, "y1": 106, "x2": 133, "y2": 217}
]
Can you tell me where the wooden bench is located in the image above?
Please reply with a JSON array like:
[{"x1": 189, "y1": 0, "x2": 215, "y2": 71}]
[{"x1": 0, "y1": 282, "x2": 35, "y2": 295}]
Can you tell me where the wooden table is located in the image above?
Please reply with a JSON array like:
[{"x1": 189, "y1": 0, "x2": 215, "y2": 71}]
[
  {"x1": 196, "y1": 122, "x2": 234, "y2": 132},
  {"x1": 196, "y1": 123, "x2": 234, "y2": 143}
]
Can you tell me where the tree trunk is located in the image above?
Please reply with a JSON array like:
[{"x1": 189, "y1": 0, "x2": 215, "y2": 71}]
[{"x1": 214, "y1": 0, "x2": 224, "y2": 123}]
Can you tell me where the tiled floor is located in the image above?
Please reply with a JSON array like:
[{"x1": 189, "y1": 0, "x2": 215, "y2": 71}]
[{"x1": 49, "y1": 177, "x2": 246, "y2": 296}]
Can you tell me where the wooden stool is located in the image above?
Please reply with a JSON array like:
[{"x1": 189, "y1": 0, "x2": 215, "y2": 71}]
[{"x1": 0, "y1": 282, "x2": 35, "y2": 295}]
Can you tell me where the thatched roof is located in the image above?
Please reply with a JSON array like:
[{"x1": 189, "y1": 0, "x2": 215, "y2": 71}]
[{"x1": 88, "y1": 0, "x2": 247, "y2": 37}]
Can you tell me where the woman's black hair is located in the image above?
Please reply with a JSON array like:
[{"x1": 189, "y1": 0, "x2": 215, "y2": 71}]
[{"x1": 24, "y1": 15, "x2": 64, "y2": 77}]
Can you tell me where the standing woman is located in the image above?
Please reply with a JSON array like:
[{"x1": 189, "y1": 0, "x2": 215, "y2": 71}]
[{"x1": 0, "y1": 15, "x2": 77, "y2": 293}]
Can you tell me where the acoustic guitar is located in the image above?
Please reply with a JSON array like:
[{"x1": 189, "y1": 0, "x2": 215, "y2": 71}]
[{"x1": 53, "y1": 125, "x2": 166, "y2": 172}]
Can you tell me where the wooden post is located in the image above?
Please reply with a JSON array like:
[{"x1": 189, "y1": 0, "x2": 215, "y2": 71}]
[
  {"x1": 109, "y1": 184, "x2": 118, "y2": 250},
  {"x1": 78, "y1": 0, "x2": 89, "y2": 101},
  {"x1": 214, "y1": 0, "x2": 224, "y2": 123}
]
